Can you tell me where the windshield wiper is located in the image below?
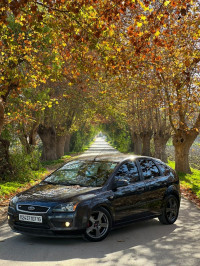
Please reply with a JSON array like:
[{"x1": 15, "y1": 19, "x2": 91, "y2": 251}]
[
  {"x1": 59, "y1": 182, "x2": 85, "y2": 187},
  {"x1": 42, "y1": 180, "x2": 58, "y2": 185},
  {"x1": 43, "y1": 180, "x2": 91, "y2": 187}
]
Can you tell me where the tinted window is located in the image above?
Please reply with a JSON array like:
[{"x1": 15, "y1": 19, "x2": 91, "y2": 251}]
[
  {"x1": 156, "y1": 161, "x2": 171, "y2": 176},
  {"x1": 138, "y1": 159, "x2": 160, "y2": 180},
  {"x1": 156, "y1": 161, "x2": 174, "y2": 177},
  {"x1": 115, "y1": 161, "x2": 140, "y2": 184}
]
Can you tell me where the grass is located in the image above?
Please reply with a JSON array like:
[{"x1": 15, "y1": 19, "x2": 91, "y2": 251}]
[
  {"x1": 0, "y1": 155, "x2": 74, "y2": 202},
  {"x1": 0, "y1": 169, "x2": 48, "y2": 201},
  {"x1": 41, "y1": 155, "x2": 72, "y2": 166},
  {"x1": 41, "y1": 158, "x2": 66, "y2": 167},
  {"x1": 168, "y1": 160, "x2": 200, "y2": 199},
  {"x1": 0, "y1": 139, "x2": 95, "y2": 203}
]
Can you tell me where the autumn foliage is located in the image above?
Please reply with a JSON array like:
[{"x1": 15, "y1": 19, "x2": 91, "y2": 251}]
[{"x1": 0, "y1": 0, "x2": 199, "y2": 175}]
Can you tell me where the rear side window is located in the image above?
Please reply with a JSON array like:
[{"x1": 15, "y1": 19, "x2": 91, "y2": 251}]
[
  {"x1": 138, "y1": 159, "x2": 160, "y2": 180},
  {"x1": 156, "y1": 161, "x2": 175, "y2": 177},
  {"x1": 156, "y1": 161, "x2": 171, "y2": 176},
  {"x1": 115, "y1": 161, "x2": 140, "y2": 184}
]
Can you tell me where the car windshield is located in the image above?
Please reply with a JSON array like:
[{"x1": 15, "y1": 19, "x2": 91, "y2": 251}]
[{"x1": 44, "y1": 160, "x2": 117, "y2": 187}]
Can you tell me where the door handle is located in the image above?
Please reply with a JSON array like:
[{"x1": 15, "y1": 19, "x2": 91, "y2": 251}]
[{"x1": 137, "y1": 187, "x2": 144, "y2": 192}]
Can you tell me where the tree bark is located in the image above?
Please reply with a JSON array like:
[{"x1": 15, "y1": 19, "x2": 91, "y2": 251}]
[
  {"x1": 19, "y1": 134, "x2": 32, "y2": 154},
  {"x1": 0, "y1": 83, "x2": 17, "y2": 134},
  {"x1": 0, "y1": 100, "x2": 4, "y2": 136},
  {"x1": 154, "y1": 131, "x2": 171, "y2": 162},
  {"x1": 141, "y1": 131, "x2": 152, "y2": 156},
  {"x1": 64, "y1": 133, "x2": 71, "y2": 154},
  {"x1": 0, "y1": 100, "x2": 12, "y2": 178},
  {"x1": 29, "y1": 123, "x2": 39, "y2": 146},
  {"x1": 0, "y1": 85, "x2": 18, "y2": 177},
  {"x1": 173, "y1": 129, "x2": 198, "y2": 173},
  {"x1": 131, "y1": 132, "x2": 142, "y2": 155},
  {"x1": 0, "y1": 138, "x2": 12, "y2": 179},
  {"x1": 38, "y1": 124, "x2": 57, "y2": 161},
  {"x1": 56, "y1": 135, "x2": 67, "y2": 159}
]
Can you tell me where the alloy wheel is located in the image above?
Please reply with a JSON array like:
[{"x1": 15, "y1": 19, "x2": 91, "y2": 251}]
[
  {"x1": 166, "y1": 197, "x2": 178, "y2": 223},
  {"x1": 86, "y1": 210, "x2": 109, "y2": 240}
]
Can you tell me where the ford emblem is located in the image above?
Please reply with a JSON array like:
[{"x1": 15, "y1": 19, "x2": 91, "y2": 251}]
[{"x1": 28, "y1": 206, "x2": 35, "y2": 211}]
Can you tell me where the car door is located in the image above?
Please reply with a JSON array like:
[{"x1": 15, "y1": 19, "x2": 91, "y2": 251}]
[
  {"x1": 137, "y1": 158, "x2": 169, "y2": 215},
  {"x1": 110, "y1": 160, "x2": 147, "y2": 224}
]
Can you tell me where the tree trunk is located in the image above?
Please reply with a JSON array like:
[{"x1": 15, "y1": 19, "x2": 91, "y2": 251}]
[
  {"x1": 131, "y1": 132, "x2": 142, "y2": 155},
  {"x1": 0, "y1": 138, "x2": 12, "y2": 179},
  {"x1": 0, "y1": 100, "x2": 12, "y2": 178},
  {"x1": 0, "y1": 86, "x2": 18, "y2": 178},
  {"x1": 154, "y1": 131, "x2": 171, "y2": 162},
  {"x1": 19, "y1": 134, "x2": 32, "y2": 154},
  {"x1": 173, "y1": 129, "x2": 198, "y2": 173},
  {"x1": 141, "y1": 131, "x2": 152, "y2": 156},
  {"x1": 38, "y1": 125, "x2": 57, "y2": 161},
  {"x1": 18, "y1": 123, "x2": 34, "y2": 154},
  {"x1": 64, "y1": 133, "x2": 71, "y2": 154},
  {"x1": 0, "y1": 100, "x2": 4, "y2": 136},
  {"x1": 29, "y1": 123, "x2": 38, "y2": 146},
  {"x1": 56, "y1": 135, "x2": 67, "y2": 159}
]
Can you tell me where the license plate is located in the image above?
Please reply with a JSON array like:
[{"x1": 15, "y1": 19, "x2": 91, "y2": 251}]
[{"x1": 19, "y1": 214, "x2": 42, "y2": 223}]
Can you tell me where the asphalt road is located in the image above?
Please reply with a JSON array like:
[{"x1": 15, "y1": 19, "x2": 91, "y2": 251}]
[{"x1": 0, "y1": 137, "x2": 200, "y2": 266}]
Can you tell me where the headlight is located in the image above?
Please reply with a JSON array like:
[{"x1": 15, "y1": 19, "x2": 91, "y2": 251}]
[
  {"x1": 52, "y1": 202, "x2": 78, "y2": 213},
  {"x1": 9, "y1": 196, "x2": 18, "y2": 208}
]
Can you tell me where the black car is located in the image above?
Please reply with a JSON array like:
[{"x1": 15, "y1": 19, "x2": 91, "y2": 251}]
[{"x1": 8, "y1": 154, "x2": 181, "y2": 241}]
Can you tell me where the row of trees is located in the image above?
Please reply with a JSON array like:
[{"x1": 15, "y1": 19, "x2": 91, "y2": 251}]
[
  {"x1": 0, "y1": 0, "x2": 199, "y2": 177},
  {"x1": 94, "y1": 0, "x2": 200, "y2": 173}
]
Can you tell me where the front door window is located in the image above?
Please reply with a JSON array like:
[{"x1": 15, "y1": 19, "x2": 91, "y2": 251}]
[{"x1": 115, "y1": 161, "x2": 140, "y2": 184}]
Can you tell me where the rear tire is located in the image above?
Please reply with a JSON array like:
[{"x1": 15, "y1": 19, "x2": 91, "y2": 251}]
[
  {"x1": 83, "y1": 207, "x2": 112, "y2": 242},
  {"x1": 159, "y1": 195, "x2": 179, "y2": 225}
]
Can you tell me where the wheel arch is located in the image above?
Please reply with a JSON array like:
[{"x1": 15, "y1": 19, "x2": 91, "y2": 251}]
[
  {"x1": 164, "y1": 185, "x2": 181, "y2": 206},
  {"x1": 91, "y1": 204, "x2": 114, "y2": 225}
]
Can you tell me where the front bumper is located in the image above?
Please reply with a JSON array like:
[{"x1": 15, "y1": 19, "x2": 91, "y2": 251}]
[{"x1": 8, "y1": 206, "x2": 87, "y2": 238}]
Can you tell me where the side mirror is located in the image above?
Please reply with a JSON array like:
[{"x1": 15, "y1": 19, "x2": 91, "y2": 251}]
[{"x1": 113, "y1": 179, "x2": 129, "y2": 190}]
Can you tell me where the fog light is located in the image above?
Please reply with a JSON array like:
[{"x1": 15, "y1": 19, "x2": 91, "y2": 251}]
[
  {"x1": 8, "y1": 215, "x2": 10, "y2": 220},
  {"x1": 65, "y1": 222, "x2": 70, "y2": 227}
]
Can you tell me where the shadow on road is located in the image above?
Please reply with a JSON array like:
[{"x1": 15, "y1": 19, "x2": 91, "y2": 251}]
[
  {"x1": 0, "y1": 199, "x2": 200, "y2": 266},
  {"x1": 0, "y1": 218, "x2": 177, "y2": 262}
]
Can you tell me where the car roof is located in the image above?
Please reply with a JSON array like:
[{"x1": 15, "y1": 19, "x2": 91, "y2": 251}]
[{"x1": 76, "y1": 154, "x2": 162, "y2": 163}]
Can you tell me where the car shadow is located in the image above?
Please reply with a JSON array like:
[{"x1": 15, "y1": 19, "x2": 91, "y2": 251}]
[
  {"x1": 0, "y1": 218, "x2": 177, "y2": 262},
  {"x1": 0, "y1": 199, "x2": 200, "y2": 266}
]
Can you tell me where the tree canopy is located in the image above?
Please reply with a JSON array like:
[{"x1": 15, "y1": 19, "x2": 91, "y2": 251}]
[{"x1": 0, "y1": 0, "x2": 199, "y2": 175}]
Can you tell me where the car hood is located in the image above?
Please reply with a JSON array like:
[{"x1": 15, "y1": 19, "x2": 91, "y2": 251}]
[{"x1": 17, "y1": 183, "x2": 100, "y2": 203}]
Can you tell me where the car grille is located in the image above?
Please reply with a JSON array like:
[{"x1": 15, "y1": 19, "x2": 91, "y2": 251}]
[
  {"x1": 17, "y1": 204, "x2": 50, "y2": 213},
  {"x1": 14, "y1": 221, "x2": 50, "y2": 229},
  {"x1": 13, "y1": 225, "x2": 52, "y2": 235}
]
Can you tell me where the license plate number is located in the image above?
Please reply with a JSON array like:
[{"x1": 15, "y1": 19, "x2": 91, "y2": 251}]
[{"x1": 19, "y1": 214, "x2": 42, "y2": 223}]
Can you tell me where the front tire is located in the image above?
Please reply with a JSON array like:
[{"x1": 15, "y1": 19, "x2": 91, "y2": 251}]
[
  {"x1": 83, "y1": 207, "x2": 112, "y2": 242},
  {"x1": 159, "y1": 195, "x2": 179, "y2": 225}
]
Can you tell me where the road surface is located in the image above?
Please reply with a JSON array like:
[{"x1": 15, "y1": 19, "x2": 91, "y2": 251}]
[{"x1": 0, "y1": 137, "x2": 200, "y2": 266}]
